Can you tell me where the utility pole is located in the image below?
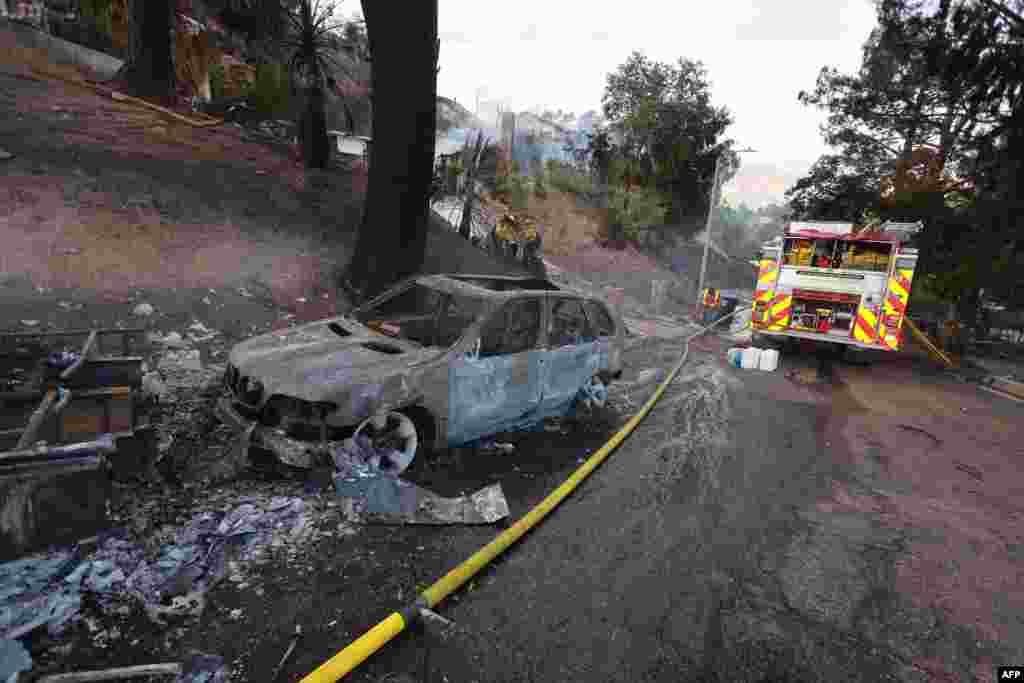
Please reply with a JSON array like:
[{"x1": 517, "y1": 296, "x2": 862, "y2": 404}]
[{"x1": 695, "y1": 147, "x2": 757, "y2": 315}]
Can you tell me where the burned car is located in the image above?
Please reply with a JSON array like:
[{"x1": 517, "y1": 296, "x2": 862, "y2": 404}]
[{"x1": 215, "y1": 274, "x2": 625, "y2": 472}]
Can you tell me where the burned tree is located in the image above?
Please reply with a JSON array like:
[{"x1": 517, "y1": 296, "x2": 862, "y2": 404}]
[
  {"x1": 346, "y1": 0, "x2": 439, "y2": 298},
  {"x1": 116, "y1": 0, "x2": 177, "y2": 101}
]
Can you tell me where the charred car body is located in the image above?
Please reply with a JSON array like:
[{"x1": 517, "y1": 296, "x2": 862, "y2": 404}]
[{"x1": 216, "y1": 274, "x2": 625, "y2": 471}]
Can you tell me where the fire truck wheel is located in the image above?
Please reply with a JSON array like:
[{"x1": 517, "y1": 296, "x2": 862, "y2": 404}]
[{"x1": 843, "y1": 346, "x2": 874, "y2": 366}]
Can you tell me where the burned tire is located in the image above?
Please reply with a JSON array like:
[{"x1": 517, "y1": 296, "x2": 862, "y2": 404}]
[{"x1": 353, "y1": 410, "x2": 426, "y2": 475}]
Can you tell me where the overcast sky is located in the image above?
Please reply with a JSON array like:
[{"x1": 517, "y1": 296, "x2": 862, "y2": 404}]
[{"x1": 434, "y1": 0, "x2": 879, "y2": 208}]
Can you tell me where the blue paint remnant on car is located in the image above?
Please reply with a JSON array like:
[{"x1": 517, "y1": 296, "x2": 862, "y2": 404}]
[
  {"x1": 0, "y1": 637, "x2": 32, "y2": 681},
  {"x1": 538, "y1": 341, "x2": 601, "y2": 416},
  {"x1": 446, "y1": 341, "x2": 605, "y2": 446},
  {"x1": 447, "y1": 350, "x2": 545, "y2": 446},
  {"x1": 578, "y1": 377, "x2": 608, "y2": 409}
]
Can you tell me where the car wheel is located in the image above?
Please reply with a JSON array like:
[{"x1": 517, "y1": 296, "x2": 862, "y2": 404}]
[
  {"x1": 401, "y1": 406, "x2": 439, "y2": 461},
  {"x1": 353, "y1": 409, "x2": 428, "y2": 475},
  {"x1": 843, "y1": 346, "x2": 874, "y2": 366}
]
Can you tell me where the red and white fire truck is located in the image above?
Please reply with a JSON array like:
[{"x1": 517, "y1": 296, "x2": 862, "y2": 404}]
[{"x1": 751, "y1": 220, "x2": 923, "y2": 353}]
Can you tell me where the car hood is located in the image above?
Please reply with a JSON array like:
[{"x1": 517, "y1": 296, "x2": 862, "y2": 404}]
[{"x1": 228, "y1": 317, "x2": 441, "y2": 409}]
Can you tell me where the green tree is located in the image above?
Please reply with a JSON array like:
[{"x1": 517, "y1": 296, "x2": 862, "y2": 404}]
[
  {"x1": 791, "y1": 0, "x2": 1024, "y2": 328},
  {"x1": 602, "y1": 51, "x2": 734, "y2": 229},
  {"x1": 346, "y1": 0, "x2": 439, "y2": 298},
  {"x1": 215, "y1": 0, "x2": 296, "y2": 55},
  {"x1": 785, "y1": 154, "x2": 882, "y2": 221},
  {"x1": 279, "y1": 0, "x2": 347, "y2": 169}
]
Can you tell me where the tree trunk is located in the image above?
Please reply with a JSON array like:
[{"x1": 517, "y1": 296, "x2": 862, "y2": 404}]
[
  {"x1": 301, "y1": 85, "x2": 329, "y2": 169},
  {"x1": 118, "y1": 0, "x2": 177, "y2": 101},
  {"x1": 346, "y1": 0, "x2": 438, "y2": 299},
  {"x1": 608, "y1": 190, "x2": 628, "y2": 248}
]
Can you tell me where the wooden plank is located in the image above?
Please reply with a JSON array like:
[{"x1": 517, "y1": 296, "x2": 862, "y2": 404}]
[
  {"x1": 61, "y1": 399, "x2": 107, "y2": 442},
  {"x1": 0, "y1": 456, "x2": 104, "y2": 475},
  {"x1": 60, "y1": 330, "x2": 98, "y2": 381},
  {"x1": 35, "y1": 663, "x2": 182, "y2": 682},
  {"x1": 0, "y1": 435, "x2": 121, "y2": 463},
  {"x1": 0, "y1": 328, "x2": 147, "y2": 340},
  {"x1": 15, "y1": 388, "x2": 58, "y2": 450},
  {"x1": 0, "y1": 386, "x2": 133, "y2": 402}
]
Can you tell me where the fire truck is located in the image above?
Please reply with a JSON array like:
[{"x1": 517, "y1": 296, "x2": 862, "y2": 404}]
[{"x1": 751, "y1": 220, "x2": 923, "y2": 353}]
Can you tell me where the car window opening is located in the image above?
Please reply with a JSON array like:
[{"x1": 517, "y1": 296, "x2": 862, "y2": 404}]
[
  {"x1": 327, "y1": 322, "x2": 351, "y2": 338},
  {"x1": 354, "y1": 283, "x2": 486, "y2": 348},
  {"x1": 479, "y1": 299, "x2": 542, "y2": 357},
  {"x1": 549, "y1": 299, "x2": 597, "y2": 347}
]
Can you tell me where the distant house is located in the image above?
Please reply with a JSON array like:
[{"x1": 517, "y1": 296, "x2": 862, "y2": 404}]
[
  {"x1": 434, "y1": 137, "x2": 463, "y2": 159},
  {"x1": 510, "y1": 113, "x2": 576, "y2": 171},
  {"x1": 327, "y1": 131, "x2": 371, "y2": 159},
  {"x1": 515, "y1": 112, "x2": 567, "y2": 143}
]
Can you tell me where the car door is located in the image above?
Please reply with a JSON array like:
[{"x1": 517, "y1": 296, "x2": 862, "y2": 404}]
[
  {"x1": 447, "y1": 297, "x2": 544, "y2": 445},
  {"x1": 538, "y1": 296, "x2": 600, "y2": 417}
]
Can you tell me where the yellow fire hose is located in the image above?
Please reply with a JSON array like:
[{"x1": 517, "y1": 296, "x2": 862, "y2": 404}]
[
  {"x1": 903, "y1": 318, "x2": 956, "y2": 369},
  {"x1": 299, "y1": 306, "x2": 749, "y2": 682},
  {"x1": 35, "y1": 69, "x2": 224, "y2": 128}
]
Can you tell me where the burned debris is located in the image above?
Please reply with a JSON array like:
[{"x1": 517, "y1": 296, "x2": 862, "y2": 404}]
[
  {"x1": 0, "y1": 281, "x2": 630, "y2": 680},
  {"x1": 1, "y1": 328, "x2": 152, "y2": 560}
]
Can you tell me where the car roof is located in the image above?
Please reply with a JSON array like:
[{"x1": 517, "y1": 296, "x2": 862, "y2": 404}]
[
  {"x1": 416, "y1": 274, "x2": 561, "y2": 296},
  {"x1": 407, "y1": 275, "x2": 613, "y2": 312},
  {"x1": 444, "y1": 274, "x2": 561, "y2": 292}
]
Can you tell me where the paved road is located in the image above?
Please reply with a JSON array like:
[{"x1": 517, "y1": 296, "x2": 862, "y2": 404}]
[{"x1": 356, "y1": 336, "x2": 1023, "y2": 683}]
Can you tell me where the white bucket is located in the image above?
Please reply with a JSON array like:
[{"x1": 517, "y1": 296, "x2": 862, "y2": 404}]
[
  {"x1": 758, "y1": 348, "x2": 779, "y2": 372},
  {"x1": 741, "y1": 347, "x2": 762, "y2": 370},
  {"x1": 726, "y1": 348, "x2": 742, "y2": 368}
]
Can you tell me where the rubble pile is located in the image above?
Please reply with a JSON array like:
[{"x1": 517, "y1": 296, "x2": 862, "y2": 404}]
[
  {"x1": 330, "y1": 432, "x2": 510, "y2": 525},
  {"x1": 142, "y1": 323, "x2": 242, "y2": 484},
  {"x1": 0, "y1": 492, "x2": 320, "y2": 665}
]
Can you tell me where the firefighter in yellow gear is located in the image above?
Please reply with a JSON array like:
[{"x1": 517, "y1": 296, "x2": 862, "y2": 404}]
[
  {"x1": 494, "y1": 213, "x2": 540, "y2": 264},
  {"x1": 495, "y1": 213, "x2": 539, "y2": 244},
  {"x1": 702, "y1": 288, "x2": 721, "y2": 325}
]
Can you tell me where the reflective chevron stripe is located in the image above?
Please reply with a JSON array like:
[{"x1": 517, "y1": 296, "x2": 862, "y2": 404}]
[
  {"x1": 767, "y1": 294, "x2": 792, "y2": 331},
  {"x1": 757, "y1": 259, "x2": 779, "y2": 291},
  {"x1": 853, "y1": 306, "x2": 879, "y2": 344},
  {"x1": 752, "y1": 259, "x2": 780, "y2": 327},
  {"x1": 880, "y1": 268, "x2": 914, "y2": 351}
]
